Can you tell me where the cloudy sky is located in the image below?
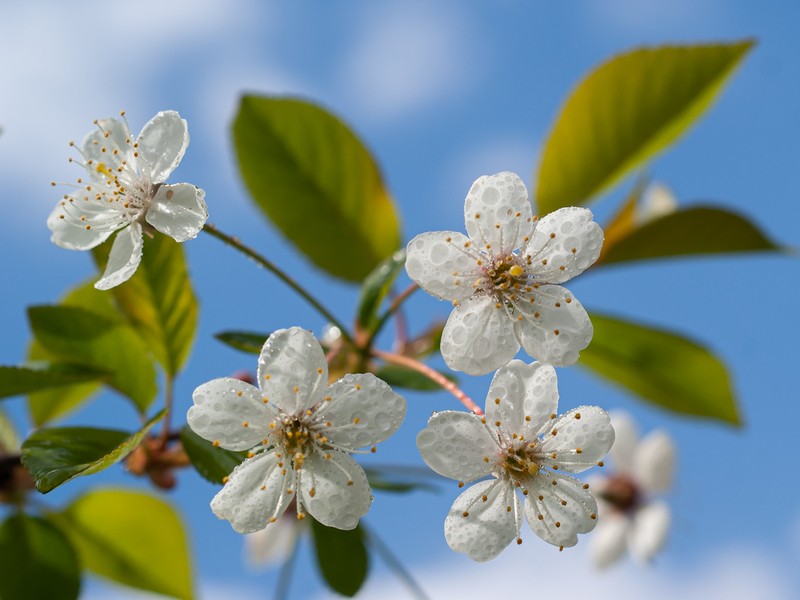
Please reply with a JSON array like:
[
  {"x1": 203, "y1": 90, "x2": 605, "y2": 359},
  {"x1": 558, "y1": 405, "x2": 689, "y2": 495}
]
[{"x1": 1, "y1": 1, "x2": 798, "y2": 598}]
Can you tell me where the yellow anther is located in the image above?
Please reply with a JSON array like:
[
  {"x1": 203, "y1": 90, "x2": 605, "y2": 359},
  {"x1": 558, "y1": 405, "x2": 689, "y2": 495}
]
[{"x1": 509, "y1": 265, "x2": 524, "y2": 277}]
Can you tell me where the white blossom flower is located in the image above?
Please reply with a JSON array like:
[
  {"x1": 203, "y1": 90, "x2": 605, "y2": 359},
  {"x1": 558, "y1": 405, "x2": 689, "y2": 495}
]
[
  {"x1": 416, "y1": 359, "x2": 614, "y2": 561},
  {"x1": 48, "y1": 110, "x2": 207, "y2": 290},
  {"x1": 188, "y1": 327, "x2": 406, "y2": 533},
  {"x1": 589, "y1": 412, "x2": 675, "y2": 568},
  {"x1": 405, "y1": 172, "x2": 603, "y2": 375},
  {"x1": 637, "y1": 182, "x2": 678, "y2": 224},
  {"x1": 244, "y1": 502, "x2": 303, "y2": 570}
]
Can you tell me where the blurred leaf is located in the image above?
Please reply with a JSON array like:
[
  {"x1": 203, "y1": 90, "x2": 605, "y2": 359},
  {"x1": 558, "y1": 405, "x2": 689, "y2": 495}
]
[
  {"x1": 233, "y1": 95, "x2": 401, "y2": 282},
  {"x1": 599, "y1": 177, "x2": 646, "y2": 260},
  {"x1": 536, "y1": 40, "x2": 754, "y2": 212},
  {"x1": 53, "y1": 489, "x2": 192, "y2": 600},
  {"x1": 214, "y1": 330, "x2": 269, "y2": 354},
  {"x1": 28, "y1": 305, "x2": 157, "y2": 413},
  {"x1": 0, "y1": 364, "x2": 105, "y2": 401},
  {"x1": 581, "y1": 312, "x2": 740, "y2": 424},
  {"x1": 597, "y1": 206, "x2": 782, "y2": 266},
  {"x1": 21, "y1": 410, "x2": 164, "y2": 493},
  {"x1": 93, "y1": 234, "x2": 198, "y2": 375},
  {"x1": 0, "y1": 514, "x2": 81, "y2": 600},
  {"x1": 357, "y1": 249, "x2": 406, "y2": 330},
  {"x1": 364, "y1": 468, "x2": 437, "y2": 494},
  {"x1": 374, "y1": 364, "x2": 457, "y2": 392},
  {"x1": 0, "y1": 408, "x2": 18, "y2": 453},
  {"x1": 311, "y1": 519, "x2": 368, "y2": 597},
  {"x1": 404, "y1": 321, "x2": 446, "y2": 359},
  {"x1": 180, "y1": 426, "x2": 246, "y2": 484}
]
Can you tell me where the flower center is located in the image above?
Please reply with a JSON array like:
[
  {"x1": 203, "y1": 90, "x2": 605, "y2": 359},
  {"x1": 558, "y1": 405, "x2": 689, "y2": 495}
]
[
  {"x1": 479, "y1": 253, "x2": 530, "y2": 294},
  {"x1": 277, "y1": 417, "x2": 313, "y2": 461},
  {"x1": 598, "y1": 474, "x2": 640, "y2": 513},
  {"x1": 499, "y1": 442, "x2": 541, "y2": 483}
]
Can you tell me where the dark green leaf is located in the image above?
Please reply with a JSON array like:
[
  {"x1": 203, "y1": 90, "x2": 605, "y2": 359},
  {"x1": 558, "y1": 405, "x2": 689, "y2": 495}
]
[
  {"x1": 233, "y1": 95, "x2": 401, "y2": 282},
  {"x1": 0, "y1": 514, "x2": 81, "y2": 600},
  {"x1": 597, "y1": 206, "x2": 782, "y2": 266},
  {"x1": 28, "y1": 305, "x2": 157, "y2": 412},
  {"x1": 375, "y1": 364, "x2": 457, "y2": 392},
  {"x1": 52, "y1": 489, "x2": 192, "y2": 600},
  {"x1": 0, "y1": 364, "x2": 105, "y2": 401},
  {"x1": 180, "y1": 426, "x2": 246, "y2": 484},
  {"x1": 537, "y1": 40, "x2": 754, "y2": 213},
  {"x1": 581, "y1": 312, "x2": 740, "y2": 424},
  {"x1": 356, "y1": 249, "x2": 406, "y2": 330},
  {"x1": 311, "y1": 519, "x2": 368, "y2": 597},
  {"x1": 214, "y1": 330, "x2": 270, "y2": 354},
  {"x1": 21, "y1": 410, "x2": 165, "y2": 493},
  {"x1": 93, "y1": 234, "x2": 198, "y2": 375},
  {"x1": 364, "y1": 468, "x2": 437, "y2": 494}
]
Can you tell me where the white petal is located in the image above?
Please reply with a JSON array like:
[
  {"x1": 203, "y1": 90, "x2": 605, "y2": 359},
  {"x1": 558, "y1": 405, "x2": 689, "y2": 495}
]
[
  {"x1": 485, "y1": 360, "x2": 558, "y2": 440},
  {"x1": 608, "y1": 411, "x2": 639, "y2": 474},
  {"x1": 537, "y1": 406, "x2": 614, "y2": 473},
  {"x1": 94, "y1": 223, "x2": 143, "y2": 290},
  {"x1": 317, "y1": 373, "x2": 406, "y2": 449},
  {"x1": 444, "y1": 479, "x2": 517, "y2": 562},
  {"x1": 633, "y1": 430, "x2": 676, "y2": 494},
  {"x1": 299, "y1": 450, "x2": 371, "y2": 530},
  {"x1": 257, "y1": 328, "x2": 328, "y2": 416},
  {"x1": 416, "y1": 411, "x2": 497, "y2": 482},
  {"x1": 245, "y1": 518, "x2": 298, "y2": 569},
  {"x1": 188, "y1": 377, "x2": 274, "y2": 450},
  {"x1": 464, "y1": 172, "x2": 533, "y2": 255},
  {"x1": 512, "y1": 284, "x2": 592, "y2": 366},
  {"x1": 136, "y1": 110, "x2": 189, "y2": 182},
  {"x1": 441, "y1": 295, "x2": 518, "y2": 375},
  {"x1": 405, "y1": 231, "x2": 481, "y2": 302},
  {"x1": 629, "y1": 501, "x2": 670, "y2": 562},
  {"x1": 211, "y1": 451, "x2": 295, "y2": 534},
  {"x1": 525, "y1": 207, "x2": 603, "y2": 284},
  {"x1": 47, "y1": 193, "x2": 123, "y2": 250},
  {"x1": 590, "y1": 512, "x2": 630, "y2": 569},
  {"x1": 524, "y1": 471, "x2": 598, "y2": 548},
  {"x1": 81, "y1": 117, "x2": 135, "y2": 171},
  {"x1": 146, "y1": 183, "x2": 207, "y2": 242}
]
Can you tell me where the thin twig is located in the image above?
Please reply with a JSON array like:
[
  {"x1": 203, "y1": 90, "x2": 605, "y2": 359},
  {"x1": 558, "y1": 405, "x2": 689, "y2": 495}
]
[
  {"x1": 365, "y1": 283, "x2": 419, "y2": 351},
  {"x1": 362, "y1": 522, "x2": 431, "y2": 600},
  {"x1": 159, "y1": 373, "x2": 175, "y2": 447},
  {"x1": 274, "y1": 533, "x2": 300, "y2": 600},
  {"x1": 373, "y1": 349, "x2": 483, "y2": 415}
]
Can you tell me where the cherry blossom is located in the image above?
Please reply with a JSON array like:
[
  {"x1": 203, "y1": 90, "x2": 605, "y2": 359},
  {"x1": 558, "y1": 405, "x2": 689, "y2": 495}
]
[
  {"x1": 416, "y1": 359, "x2": 614, "y2": 561},
  {"x1": 48, "y1": 110, "x2": 207, "y2": 290},
  {"x1": 405, "y1": 171, "x2": 603, "y2": 375},
  {"x1": 188, "y1": 327, "x2": 406, "y2": 533}
]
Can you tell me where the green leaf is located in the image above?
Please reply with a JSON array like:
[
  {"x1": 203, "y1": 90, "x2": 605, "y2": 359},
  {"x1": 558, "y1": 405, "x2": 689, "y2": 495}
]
[
  {"x1": 214, "y1": 330, "x2": 270, "y2": 354},
  {"x1": 28, "y1": 305, "x2": 157, "y2": 413},
  {"x1": 536, "y1": 40, "x2": 754, "y2": 213},
  {"x1": 233, "y1": 95, "x2": 401, "y2": 282},
  {"x1": 52, "y1": 489, "x2": 192, "y2": 600},
  {"x1": 404, "y1": 321, "x2": 446, "y2": 359},
  {"x1": 93, "y1": 234, "x2": 198, "y2": 375},
  {"x1": 374, "y1": 364, "x2": 457, "y2": 392},
  {"x1": 179, "y1": 426, "x2": 246, "y2": 484},
  {"x1": 0, "y1": 408, "x2": 18, "y2": 453},
  {"x1": 580, "y1": 312, "x2": 740, "y2": 424},
  {"x1": 597, "y1": 206, "x2": 782, "y2": 266},
  {"x1": 0, "y1": 514, "x2": 81, "y2": 600},
  {"x1": 311, "y1": 519, "x2": 368, "y2": 597},
  {"x1": 356, "y1": 249, "x2": 406, "y2": 330},
  {"x1": 364, "y1": 468, "x2": 437, "y2": 494},
  {"x1": 0, "y1": 364, "x2": 105, "y2": 401},
  {"x1": 21, "y1": 410, "x2": 165, "y2": 493}
]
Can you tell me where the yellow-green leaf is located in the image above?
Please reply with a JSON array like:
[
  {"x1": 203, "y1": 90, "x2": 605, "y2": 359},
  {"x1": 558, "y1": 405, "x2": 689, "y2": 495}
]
[
  {"x1": 233, "y1": 95, "x2": 401, "y2": 282},
  {"x1": 536, "y1": 40, "x2": 754, "y2": 213},
  {"x1": 581, "y1": 312, "x2": 740, "y2": 424},
  {"x1": 53, "y1": 489, "x2": 192, "y2": 600}
]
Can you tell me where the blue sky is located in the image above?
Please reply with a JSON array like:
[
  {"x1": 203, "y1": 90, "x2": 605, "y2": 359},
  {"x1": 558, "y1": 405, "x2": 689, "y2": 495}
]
[{"x1": 1, "y1": 1, "x2": 798, "y2": 598}]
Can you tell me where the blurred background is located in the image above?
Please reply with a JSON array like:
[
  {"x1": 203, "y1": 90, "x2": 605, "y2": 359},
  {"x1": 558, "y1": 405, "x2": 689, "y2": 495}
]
[{"x1": 0, "y1": 1, "x2": 798, "y2": 598}]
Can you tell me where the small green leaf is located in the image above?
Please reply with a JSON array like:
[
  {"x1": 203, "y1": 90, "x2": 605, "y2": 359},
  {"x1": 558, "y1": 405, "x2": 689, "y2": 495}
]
[
  {"x1": 0, "y1": 364, "x2": 105, "y2": 401},
  {"x1": 537, "y1": 40, "x2": 754, "y2": 212},
  {"x1": 0, "y1": 514, "x2": 81, "y2": 600},
  {"x1": 404, "y1": 321, "x2": 446, "y2": 359},
  {"x1": 93, "y1": 234, "x2": 199, "y2": 375},
  {"x1": 53, "y1": 489, "x2": 192, "y2": 600},
  {"x1": 597, "y1": 206, "x2": 782, "y2": 266},
  {"x1": 28, "y1": 305, "x2": 157, "y2": 413},
  {"x1": 374, "y1": 364, "x2": 457, "y2": 392},
  {"x1": 0, "y1": 408, "x2": 18, "y2": 453},
  {"x1": 214, "y1": 330, "x2": 270, "y2": 354},
  {"x1": 580, "y1": 312, "x2": 740, "y2": 424},
  {"x1": 21, "y1": 410, "x2": 165, "y2": 493},
  {"x1": 180, "y1": 426, "x2": 246, "y2": 484},
  {"x1": 356, "y1": 249, "x2": 406, "y2": 330},
  {"x1": 233, "y1": 95, "x2": 401, "y2": 282},
  {"x1": 364, "y1": 468, "x2": 437, "y2": 494},
  {"x1": 311, "y1": 519, "x2": 368, "y2": 597}
]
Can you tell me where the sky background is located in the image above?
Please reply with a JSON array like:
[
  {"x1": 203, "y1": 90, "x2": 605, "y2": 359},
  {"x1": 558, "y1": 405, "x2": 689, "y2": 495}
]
[{"x1": 1, "y1": 1, "x2": 798, "y2": 598}]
